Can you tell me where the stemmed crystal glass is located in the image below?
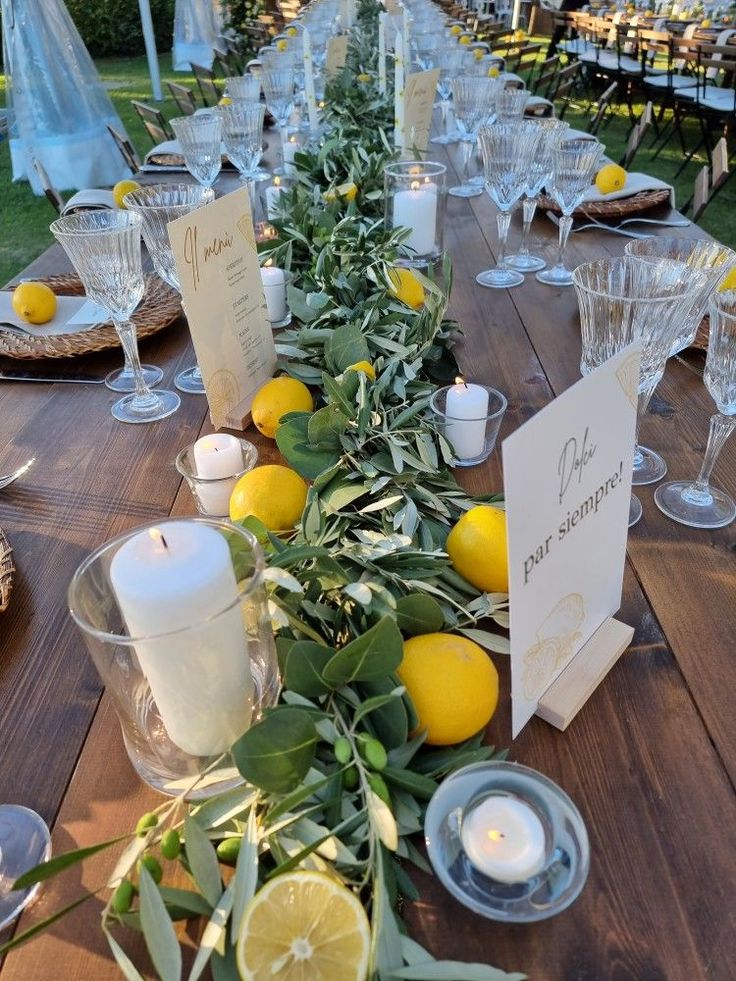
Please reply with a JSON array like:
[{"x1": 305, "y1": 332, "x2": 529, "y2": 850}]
[
  {"x1": 573, "y1": 256, "x2": 709, "y2": 526},
  {"x1": 507, "y1": 118, "x2": 569, "y2": 274},
  {"x1": 224, "y1": 74, "x2": 261, "y2": 102},
  {"x1": 0, "y1": 804, "x2": 51, "y2": 931},
  {"x1": 495, "y1": 87, "x2": 529, "y2": 122},
  {"x1": 431, "y1": 46, "x2": 464, "y2": 145},
  {"x1": 536, "y1": 138, "x2": 604, "y2": 288},
  {"x1": 476, "y1": 122, "x2": 542, "y2": 290},
  {"x1": 449, "y1": 76, "x2": 500, "y2": 199},
  {"x1": 655, "y1": 290, "x2": 736, "y2": 528},
  {"x1": 413, "y1": 30, "x2": 442, "y2": 70},
  {"x1": 261, "y1": 69, "x2": 295, "y2": 175},
  {"x1": 124, "y1": 185, "x2": 215, "y2": 396},
  {"x1": 218, "y1": 102, "x2": 266, "y2": 211},
  {"x1": 170, "y1": 114, "x2": 222, "y2": 191},
  {"x1": 51, "y1": 212, "x2": 180, "y2": 423}
]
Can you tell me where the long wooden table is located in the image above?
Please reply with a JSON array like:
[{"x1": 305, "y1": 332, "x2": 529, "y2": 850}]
[{"x1": 1, "y1": 136, "x2": 734, "y2": 980}]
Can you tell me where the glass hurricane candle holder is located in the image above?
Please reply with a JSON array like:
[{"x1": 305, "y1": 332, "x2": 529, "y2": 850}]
[
  {"x1": 68, "y1": 518, "x2": 280, "y2": 798},
  {"x1": 0, "y1": 805, "x2": 51, "y2": 931},
  {"x1": 176, "y1": 436, "x2": 258, "y2": 517},
  {"x1": 425, "y1": 761, "x2": 590, "y2": 922},
  {"x1": 384, "y1": 161, "x2": 446, "y2": 267},
  {"x1": 430, "y1": 382, "x2": 507, "y2": 467}
]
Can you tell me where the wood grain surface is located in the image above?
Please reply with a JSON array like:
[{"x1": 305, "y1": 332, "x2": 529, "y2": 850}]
[{"x1": 1, "y1": 128, "x2": 734, "y2": 981}]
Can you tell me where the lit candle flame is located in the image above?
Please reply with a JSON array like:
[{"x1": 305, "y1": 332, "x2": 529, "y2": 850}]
[
  {"x1": 274, "y1": 176, "x2": 281, "y2": 187},
  {"x1": 409, "y1": 165, "x2": 422, "y2": 175},
  {"x1": 264, "y1": 257, "x2": 273, "y2": 268},
  {"x1": 289, "y1": 136, "x2": 297, "y2": 144},
  {"x1": 455, "y1": 376, "x2": 468, "y2": 387},
  {"x1": 487, "y1": 829, "x2": 505, "y2": 842},
  {"x1": 410, "y1": 180, "x2": 420, "y2": 191},
  {"x1": 149, "y1": 529, "x2": 169, "y2": 550}
]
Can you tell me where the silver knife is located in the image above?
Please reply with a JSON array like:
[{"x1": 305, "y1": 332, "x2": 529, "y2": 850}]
[{"x1": 0, "y1": 369, "x2": 105, "y2": 384}]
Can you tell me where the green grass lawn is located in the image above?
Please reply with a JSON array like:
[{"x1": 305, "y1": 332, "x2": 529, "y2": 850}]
[{"x1": 0, "y1": 50, "x2": 733, "y2": 285}]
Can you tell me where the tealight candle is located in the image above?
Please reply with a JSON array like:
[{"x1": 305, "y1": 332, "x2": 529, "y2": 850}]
[
  {"x1": 461, "y1": 795, "x2": 547, "y2": 883},
  {"x1": 260, "y1": 263, "x2": 287, "y2": 323},
  {"x1": 265, "y1": 176, "x2": 287, "y2": 219},
  {"x1": 109, "y1": 522, "x2": 253, "y2": 758},
  {"x1": 392, "y1": 178, "x2": 437, "y2": 257},
  {"x1": 445, "y1": 377, "x2": 489, "y2": 459},
  {"x1": 192, "y1": 433, "x2": 244, "y2": 515},
  {"x1": 283, "y1": 138, "x2": 299, "y2": 176}
]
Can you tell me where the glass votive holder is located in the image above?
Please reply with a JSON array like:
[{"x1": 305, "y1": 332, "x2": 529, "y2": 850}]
[
  {"x1": 262, "y1": 175, "x2": 293, "y2": 221},
  {"x1": 68, "y1": 518, "x2": 280, "y2": 798},
  {"x1": 425, "y1": 761, "x2": 590, "y2": 922},
  {"x1": 430, "y1": 383, "x2": 507, "y2": 467},
  {"x1": 260, "y1": 266, "x2": 294, "y2": 328},
  {"x1": 176, "y1": 436, "x2": 258, "y2": 517},
  {"x1": 384, "y1": 160, "x2": 447, "y2": 267}
]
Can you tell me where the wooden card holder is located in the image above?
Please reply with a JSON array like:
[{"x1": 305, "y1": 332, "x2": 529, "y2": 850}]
[
  {"x1": 225, "y1": 403, "x2": 252, "y2": 431},
  {"x1": 535, "y1": 617, "x2": 634, "y2": 731}
]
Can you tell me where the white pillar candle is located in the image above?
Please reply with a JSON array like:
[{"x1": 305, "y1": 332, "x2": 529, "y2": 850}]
[
  {"x1": 392, "y1": 179, "x2": 437, "y2": 257},
  {"x1": 192, "y1": 433, "x2": 244, "y2": 516},
  {"x1": 394, "y1": 31, "x2": 405, "y2": 151},
  {"x1": 402, "y1": 6, "x2": 411, "y2": 69},
  {"x1": 303, "y1": 30, "x2": 320, "y2": 134},
  {"x1": 109, "y1": 522, "x2": 253, "y2": 758},
  {"x1": 283, "y1": 137, "x2": 299, "y2": 176},
  {"x1": 260, "y1": 264, "x2": 287, "y2": 323},
  {"x1": 461, "y1": 796, "x2": 547, "y2": 883},
  {"x1": 378, "y1": 13, "x2": 387, "y2": 95},
  {"x1": 266, "y1": 177, "x2": 287, "y2": 219},
  {"x1": 445, "y1": 378, "x2": 489, "y2": 460}
]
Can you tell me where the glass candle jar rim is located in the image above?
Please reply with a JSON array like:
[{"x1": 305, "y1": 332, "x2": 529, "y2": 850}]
[
  {"x1": 430, "y1": 384, "x2": 508, "y2": 422},
  {"x1": 384, "y1": 160, "x2": 447, "y2": 179},
  {"x1": 50, "y1": 209, "x2": 142, "y2": 237},
  {"x1": 571, "y1": 257, "x2": 707, "y2": 303},
  {"x1": 67, "y1": 517, "x2": 265, "y2": 646},
  {"x1": 175, "y1": 437, "x2": 258, "y2": 484}
]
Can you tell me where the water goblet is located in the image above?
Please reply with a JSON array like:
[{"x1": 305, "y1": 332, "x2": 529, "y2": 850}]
[
  {"x1": 476, "y1": 122, "x2": 542, "y2": 289},
  {"x1": 0, "y1": 804, "x2": 51, "y2": 931},
  {"x1": 572, "y1": 256, "x2": 709, "y2": 526},
  {"x1": 170, "y1": 114, "x2": 222, "y2": 191},
  {"x1": 449, "y1": 76, "x2": 501, "y2": 199},
  {"x1": 655, "y1": 290, "x2": 736, "y2": 528},
  {"x1": 495, "y1": 86, "x2": 529, "y2": 122},
  {"x1": 536, "y1": 139, "x2": 604, "y2": 288},
  {"x1": 507, "y1": 118, "x2": 569, "y2": 274},
  {"x1": 124, "y1": 184, "x2": 215, "y2": 395},
  {"x1": 218, "y1": 102, "x2": 267, "y2": 209},
  {"x1": 51, "y1": 211, "x2": 180, "y2": 424},
  {"x1": 224, "y1": 74, "x2": 261, "y2": 103},
  {"x1": 431, "y1": 46, "x2": 464, "y2": 145},
  {"x1": 261, "y1": 69, "x2": 296, "y2": 174}
]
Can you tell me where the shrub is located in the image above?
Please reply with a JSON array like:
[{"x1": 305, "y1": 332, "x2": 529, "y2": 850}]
[{"x1": 66, "y1": 0, "x2": 176, "y2": 57}]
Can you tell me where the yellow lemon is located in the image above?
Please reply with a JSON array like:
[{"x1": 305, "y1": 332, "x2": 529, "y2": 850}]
[
  {"x1": 718, "y1": 267, "x2": 736, "y2": 291},
  {"x1": 276, "y1": 39, "x2": 289, "y2": 52},
  {"x1": 286, "y1": 26, "x2": 298, "y2": 36},
  {"x1": 459, "y1": 35, "x2": 472, "y2": 45},
  {"x1": 446, "y1": 505, "x2": 508, "y2": 594},
  {"x1": 229, "y1": 465, "x2": 308, "y2": 530},
  {"x1": 388, "y1": 267, "x2": 426, "y2": 310},
  {"x1": 594, "y1": 163, "x2": 627, "y2": 195},
  {"x1": 450, "y1": 24, "x2": 462, "y2": 35},
  {"x1": 11, "y1": 282, "x2": 57, "y2": 325},
  {"x1": 346, "y1": 360, "x2": 376, "y2": 380},
  {"x1": 236, "y1": 871, "x2": 370, "y2": 981},
  {"x1": 357, "y1": 72, "x2": 372, "y2": 82},
  {"x1": 251, "y1": 376, "x2": 314, "y2": 439},
  {"x1": 473, "y1": 48, "x2": 485, "y2": 61},
  {"x1": 219, "y1": 96, "x2": 233, "y2": 106},
  {"x1": 514, "y1": 29, "x2": 526, "y2": 40},
  {"x1": 488, "y1": 66, "x2": 500, "y2": 77},
  {"x1": 337, "y1": 181, "x2": 358, "y2": 202},
  {"x1": 113, "y1": 179, "x2": 141, "y2": 209},
  {"x1": 398, "y1": 633, "x2": 499, "y2": 745},
  {"x1": 701, "y1": 17, "x2": 712, "y2": 26}
]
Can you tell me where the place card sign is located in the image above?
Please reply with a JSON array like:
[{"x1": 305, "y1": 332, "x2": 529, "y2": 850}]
[
  {"x1": 168, "y1": 187, "x2": 276, "y2": 430},
  {"x1": 404, "y1": 69, "x2": 440, "y2": 153},
  {"x1": 502, "y1": 345, "x2": 641, "y2": 737},
  {"x1": 326, "y1": 35, "x2": 349, "y2": 74}
]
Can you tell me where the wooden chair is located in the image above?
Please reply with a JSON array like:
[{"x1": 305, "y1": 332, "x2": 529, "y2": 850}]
[
  {"x1": 191, "y1": 63, "x2": 222, "y2": 106},
  {"x1": 620, "y1": 101, "x2": 653, "y2": 168},
  {"x1": 586, "y1": 79, "x2": 618, "y2": 134},
  {"x1": 532, "y1": 54, "x2": 561, "y2": 98},
  {"x1": 507, "y1": 42, "x2": 543, "y2": 79},
  {"x1": 107, "y1": 125, "x2": 141, "y2": 174},
  {"x1": 31, "y1": 158, "x2": 64, "y2": 214},
  {"x1": 551, "y1": 60, "x2": 583, "y2": 119},
  {"x1": 131, "y1": 100, "x2": 174, "y2": 145},
  {"x1": 214, "y1": 46, "x2": 242, "y2": 78},
  {"x1": 673, "y1": 42, "x2": 736, "y2": 175},
  {"x1": 687, "y1": 137, "x2": 731, "y2": 221},
  {"x1": 167, "y1": 81, "x2": 197, "y2": 117}
]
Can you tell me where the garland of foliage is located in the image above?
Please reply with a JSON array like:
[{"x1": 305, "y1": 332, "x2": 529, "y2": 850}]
[{"x1": 1, "y1": 4, "x2": 523, "y2": 979}]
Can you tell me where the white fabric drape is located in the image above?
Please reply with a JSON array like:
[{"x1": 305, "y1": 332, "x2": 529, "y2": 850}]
[
  {"x1": 1, "y1": 0, "x2": 129, "y2": 194},
  {"x1": 173, "y1": 0, "x2": 219, "y2": 70}
]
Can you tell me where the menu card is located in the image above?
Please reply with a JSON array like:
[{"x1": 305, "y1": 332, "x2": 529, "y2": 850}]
[
  {"x1": 404, "y1": 69, "x2": 441, "y2": 153},
  {"x1": 168, "y1": 187, "x2": 276, "y2": 430},
  {"x1": 502, "y1": 345, "x2": 641, "y2": 737},
  {"x1": 326, "y1": 35, "x2": 349, "y2": 74}
]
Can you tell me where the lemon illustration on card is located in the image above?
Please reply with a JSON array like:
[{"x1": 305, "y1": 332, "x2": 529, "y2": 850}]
[{"x1": 523, "y1": 594, "x2": 585, "y2": 700}]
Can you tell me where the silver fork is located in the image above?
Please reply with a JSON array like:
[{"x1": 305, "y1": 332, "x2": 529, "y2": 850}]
[
  {"x1": 617, "y1": 217, "x2": 691, "y2": 228},
  {"x1": 0, "y1": 458, "x2": 36, "y2": 490},
  {"x1": 545, "y1": 211, "x2": 653, "y2": 240}
]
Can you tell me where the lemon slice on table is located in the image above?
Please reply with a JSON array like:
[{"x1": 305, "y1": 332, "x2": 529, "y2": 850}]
[{"x1": 235, "y1": 871, "x2": 371, "y2": 981}]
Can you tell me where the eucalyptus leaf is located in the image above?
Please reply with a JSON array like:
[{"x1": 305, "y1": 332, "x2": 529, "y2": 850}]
[
  {"x1": 323, "y1": 615, "x2": 403, "y2": 685},
  {"x1": 325, "y1": 322, "x2": 371, "y2": 373},
  {"x1": 276, "y1": 414, "x2": 341, "y2": 480},
  {"x1": 232, "y1": 708, "x2": 318, "y2": 794},
  {"x1": 395, "y1": 594, "x2": 445, "y2": 636},
  {"x1": 307, "y1": 404, "x2": 349, "y2": 449},
  {"x1": 138, "y1": 865, "x2": 182, "y2": 981},
  {"x1": 283, "y1": 640, "x2": 336, "y2": 696}
]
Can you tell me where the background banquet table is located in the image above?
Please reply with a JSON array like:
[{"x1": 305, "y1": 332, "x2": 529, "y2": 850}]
[{"x1": 0, "y1": 137, "x2": 734, "y2": 980}]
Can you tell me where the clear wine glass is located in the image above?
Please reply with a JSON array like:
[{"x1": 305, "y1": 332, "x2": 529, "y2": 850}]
[
  {"x1": 655, "y1": 290, "x2": 736, "y2": 528},
  {"x1": 0, "y1": 805, "x2": 51, "y2": 931},
  {"x1": 476, "y1": 122, "x2": 542, "y2": 290},
  {"x1": 507, "y1": 118, "x2": 569, "y2": 274},
  {"x1": 431, "y1": 46, "x2": 464, "y2": 145},
  {"x1": 123, "y1": 184, "x2": 215, "y2": 395},
  {"x1": 218, "y1": 102, "x2": 267, "y2": 213},
  {"x1": 224, "y1": 74, "x2": 261, "y2": 102},
  {"x1": 51, "y1": 211, "x2": 180, "y2": 424},
  {"x1": 261, "y1": 69, "x2": 296, "y2": 175},
  {"x1": 495, "y1": 87, "x2": 529, "y2": 122},
  {"x1": 573, "y1": 256, "x2": 710, "y2": 526},
  {"x1": 449, "y1": 76, "x2": 501, "y2": 199},
  {"x1": 536, "y1": 138, "x2": 604, "y2": 288},
  {"x1": 170, "y1": 114, "x2": 222, "y2": 190}
]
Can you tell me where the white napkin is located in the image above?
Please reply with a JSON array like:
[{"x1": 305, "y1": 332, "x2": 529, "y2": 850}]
[
  {"x1": 144, "y1": 139, "x2": 183, "y2": 162},
  {"x1": 582, "y1": 172, "x2": 676, "y2": 209},
  {"x1": 0, "y1": 294, "x2": 107, "y2": 337},
  {"x1": 61, "y1": 189, "x2": 117, "y2": 215}
]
